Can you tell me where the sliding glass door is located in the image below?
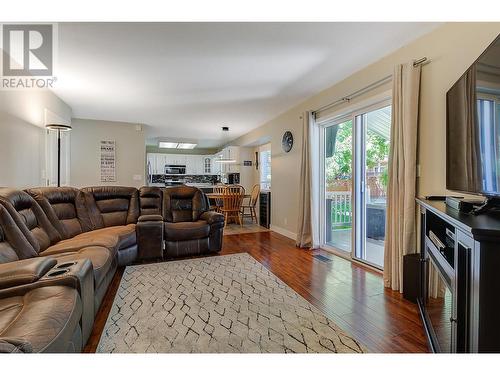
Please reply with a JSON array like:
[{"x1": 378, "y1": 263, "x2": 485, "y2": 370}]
[
  {"x1": 323, "y1": 118, "x2": 353, "y2": 254},
  {"x1": 321, "y1": 102, "x2": 391, "y2": 269},
  {"x1": 354, "y1": 105, "x2": 391, "y2": 268}
]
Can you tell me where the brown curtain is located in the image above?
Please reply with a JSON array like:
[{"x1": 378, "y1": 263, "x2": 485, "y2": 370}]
[
  {"x1": 296, "y1": 112, "x2": 313, "y2": 248},
  {"x1": 383, "y1": 62, "x2": 422, "y2": 291}
]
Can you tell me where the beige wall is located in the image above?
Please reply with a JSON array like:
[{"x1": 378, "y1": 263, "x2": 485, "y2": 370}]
[
  {"x1": 0, "y1": 90, "x2": 72, "y2": 188},
  {"x1": 0, "y1": 90, "x2": 72, "y2": 128},
  {"x1": 237, "y1": 147, "x2": 257, "y2": 193},
  {"x1": 230, "y1": 23, "x2": 500, "y2": 238},
  {"x1": 70, "y1": 119, "x2": 146, "y2": 188},
  {"x1": 0, "y1": 112, "x2": 45, "y2": 188}
]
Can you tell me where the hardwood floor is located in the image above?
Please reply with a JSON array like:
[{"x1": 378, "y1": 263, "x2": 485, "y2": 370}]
[
  {"x1": 223, "y1": 221, "x2": 270, "y2": 235},
  {"x1": 83, "y1": 231, "x2": 429, "y2": 353}
]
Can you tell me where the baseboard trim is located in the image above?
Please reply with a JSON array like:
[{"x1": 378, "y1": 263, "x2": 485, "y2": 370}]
[{"x1": 270, "y1": 225, "x2": 297, "y2": 241}]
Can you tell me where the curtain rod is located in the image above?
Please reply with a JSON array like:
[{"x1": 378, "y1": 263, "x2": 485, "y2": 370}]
[{"x1": 313, "y1": 57, "x2": 429, "y2": 115}]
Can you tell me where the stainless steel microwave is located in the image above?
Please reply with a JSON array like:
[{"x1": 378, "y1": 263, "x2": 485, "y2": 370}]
[{"x1": 165, "y1": 165, "x2": 186, "y2": 175}]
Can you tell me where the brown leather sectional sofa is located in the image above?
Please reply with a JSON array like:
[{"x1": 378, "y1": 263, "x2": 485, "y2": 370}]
[{"x1": 0, "y1": 185, "x2": 223, "y2": 353}]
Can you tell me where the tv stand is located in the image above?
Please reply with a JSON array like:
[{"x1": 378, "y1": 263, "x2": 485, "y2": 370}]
[
  {"x1": 417, "y1": 197, "x2": 500, "y2": 352},
  {"x1": 472, "y1": 197, "x2": 500, "y2": 215}
]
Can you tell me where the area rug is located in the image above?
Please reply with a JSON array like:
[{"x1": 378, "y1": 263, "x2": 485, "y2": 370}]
[{"x1": 97, "y1": 253, "x2": 365, "y2": 353}]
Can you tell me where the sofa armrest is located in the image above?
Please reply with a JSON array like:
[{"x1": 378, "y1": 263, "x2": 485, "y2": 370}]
[
  {"x1": 0, "y1": 259, "x2": 95, "y2": 346},
  {"x1": 199, "y1": 211, "x2": 224, "y2": 225},
  {"x1": 0, "y1": 257, "x2": 57, "y2": 289},
  {"x1": 0, "y1": 337, "x2": 33, "y2": 353},
  {"x1": 137, "y1": 220, "x2": 164, "y2": 260},
  {"x1": 138, "y1": 214, "x2": 164, "y2": 222}
]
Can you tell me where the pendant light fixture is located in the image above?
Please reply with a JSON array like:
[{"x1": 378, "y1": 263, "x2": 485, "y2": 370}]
[{"x1": 214, "y1": 126, "x2": 236, "y2": 163}]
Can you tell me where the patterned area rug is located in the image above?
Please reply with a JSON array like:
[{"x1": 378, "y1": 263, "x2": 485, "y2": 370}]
[{"x1": 97, "y1": 253, "x2": 365, "y2": 353}]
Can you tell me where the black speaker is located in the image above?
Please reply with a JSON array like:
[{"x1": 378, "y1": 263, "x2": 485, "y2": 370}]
[{"x1": 403, "y1": 253, "x2": 421, "y2": 303}]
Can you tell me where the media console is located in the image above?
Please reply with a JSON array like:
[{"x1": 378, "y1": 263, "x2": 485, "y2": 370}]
[{"x1": 417, "y1": 198, "x2": 500, "y2": 352}]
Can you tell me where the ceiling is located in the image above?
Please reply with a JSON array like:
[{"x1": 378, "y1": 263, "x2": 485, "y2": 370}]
[{"x1": 54, "y1": 23, "x2": 439, "y2": 147}]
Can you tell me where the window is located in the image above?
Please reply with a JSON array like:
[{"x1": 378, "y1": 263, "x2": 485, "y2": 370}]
[{"x1": 259, "y1": 144, "x2": 271, "y2": 190}]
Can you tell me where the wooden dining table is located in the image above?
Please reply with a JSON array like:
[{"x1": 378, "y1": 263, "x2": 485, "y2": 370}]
[
  {"x1": 206, "y1": 192, "x2": 250, "y2": 226},
  {"x1": 205, "y1": 193, "x2": 251, "y2": 199}
]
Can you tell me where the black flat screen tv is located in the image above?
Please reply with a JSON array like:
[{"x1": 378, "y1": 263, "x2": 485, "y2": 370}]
[{"x1": 446, "y1": 35, "x2": 500, "y2": 198}]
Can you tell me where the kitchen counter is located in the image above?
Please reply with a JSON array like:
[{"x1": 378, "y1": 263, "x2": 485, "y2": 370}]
[
  {"x1": 187, "y1": 183, "x2": 215, "y2": 193},
  {"x1": 185, "y1": 183, "x2": 216, "y2": 188},
  {"x1": 147, "y1": 182, "x2": 216, "y2": 193}
]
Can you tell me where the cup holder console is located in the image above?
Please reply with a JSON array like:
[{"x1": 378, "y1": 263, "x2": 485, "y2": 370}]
[
  {"x1": 47, "y1": 269, "x2": 70, "y2": 277},
  {"x1": 56, "y1": 261, "x2": 77, "y2": 269}
]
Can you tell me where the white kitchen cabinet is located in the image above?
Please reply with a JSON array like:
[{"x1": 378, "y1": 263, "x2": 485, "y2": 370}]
[
  {"x1": 202, "y1": 156, "x2": 212, "y2": 175},
  {"x1": 156, "y1": 154, "x2": 167, "y2": 174},
  {"x1": 161, "y1": 154, "x2": 171, "y2": 166},
  {"x1": 178, "y1": 155, "x2": 188, "y2": 166},
  {"x1": 195, "y1": 156, "x2": 204, "y2": 175},
  {"x1": 147, "y1": 153, "x2": 156, "y2": 174},
  {"x1": 147, "y1": 151, "x2": 240, "y2": 176},
  {"x1": 212, "y1": 151, "x2": 224, "y2": 174},
  {"x1": 169, "y1": 155, "x2": 186, "y2": 166},
  {"x1": 184, "y1": 155, "x2": 194, "y2": 174},
  {"x1": 223, "y1": 146, "x2": 240, "y2": 173},
  {"x1": 147, "y1": 153, "x2": 181, "y2": 174},
  {"x1": 184, "y1": 155, "x2": 209, "y2": 175},
  {"x1": 212, "y1": 155, "x2": 221, "y2": 175},
  {"x1": 190, "y1": 155, "x2": 204, "y2": 175},
  {"x1": 148, "y1": 153, "x2": 165, "y2": 174}
]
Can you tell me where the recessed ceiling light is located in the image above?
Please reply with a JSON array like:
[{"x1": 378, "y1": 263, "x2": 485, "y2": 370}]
[
  {"x1": 158, "y1": 141, "x2": 179, "y2": 149},
  {"x1": 177, "y1": 143, "x2": 197, "y2": 149}
]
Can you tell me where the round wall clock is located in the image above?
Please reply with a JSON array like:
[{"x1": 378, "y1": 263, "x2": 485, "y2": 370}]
[{"x1": 282, "y1": 131, "x2": 293, "y2": 153}]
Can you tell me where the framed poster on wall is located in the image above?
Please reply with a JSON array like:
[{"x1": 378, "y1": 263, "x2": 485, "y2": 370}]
[{"x1": 100, "y1": 140, "x2": 116, "y2": 182}]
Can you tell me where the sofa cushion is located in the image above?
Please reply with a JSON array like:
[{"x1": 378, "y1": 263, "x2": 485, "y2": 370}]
[
  {"x1": 25, "y1": 187, "x2": 92, "y2": 239},
  {"x1": 47, "y1": 246, "x2": 114, "y2": 289},
  {"x1": 0, "y1": 204, "x2": 37, "y2": 263},
  {"x1": 0, "y1": 337, "x2": 33, "y2": 353},
  {"x1": 163, "y1": 186, "x2": 207, "y2": 223},
  {"x1": 164, "y1": 221, "x2": 210, "y2": 241},
  {"x1": 0, "y1": 285, "x2": 82, "y2": 353},
  {"x1": 82, "y1": 187, "x2": 139, "y2": 229},
  {"x1": 41, "y1": 224, "x2": 136, "y2": 256},
  {"x1": 139, "y1": 187, "x2": 163, "y2": 216},
  {"x1": 0, "y1": 189, "x2": 61, "y2": 254},
  {"x1": 104, "y1": 224, "x2": 137, "y2": 250}
]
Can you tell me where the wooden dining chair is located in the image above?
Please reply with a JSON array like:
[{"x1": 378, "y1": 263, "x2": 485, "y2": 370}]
[
  {"x1": 241, "y1": 184, "x2": 260, "y2": 224},
  {"x1": 220, "y1": 190, "x2": 244, "y2": 227},
  {"x1": 226, "y1": 184, "x2": 245, "y2": 195},
  {"x1": 210, "y1": 185, "x2": 226, "y2": 212}
]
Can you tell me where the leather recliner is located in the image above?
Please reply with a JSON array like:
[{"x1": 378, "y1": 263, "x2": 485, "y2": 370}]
[
  {"x1": 160, "y1": 186, "x2": 224, "y2": 258},
  {"x1": 0, "y1": 257, "x2": 85, "y2": 353},
  {"x1": 81, "y1": 186, "x2": 139, "y2": 266},
  {"x1": 0, "y1": 188, "x2": 115, "y2": 313},
  {"x1": 0, "y1": 205, "x2": 91, "y2": 353}
]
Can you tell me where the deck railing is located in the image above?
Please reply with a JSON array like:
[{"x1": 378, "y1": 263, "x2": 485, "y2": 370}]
[{"x1": 325, "y1": 191, "x2": 352, "y2": 227}]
